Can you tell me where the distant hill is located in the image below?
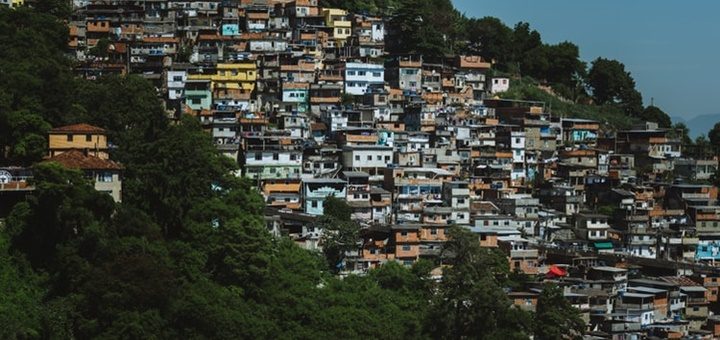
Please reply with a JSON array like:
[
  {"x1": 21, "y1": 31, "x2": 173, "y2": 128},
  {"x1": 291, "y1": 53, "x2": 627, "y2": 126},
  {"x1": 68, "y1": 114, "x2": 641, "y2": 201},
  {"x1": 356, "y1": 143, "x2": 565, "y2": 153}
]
[{"x1": 672, "y1": 114, "x2": 720, "y2": 138}]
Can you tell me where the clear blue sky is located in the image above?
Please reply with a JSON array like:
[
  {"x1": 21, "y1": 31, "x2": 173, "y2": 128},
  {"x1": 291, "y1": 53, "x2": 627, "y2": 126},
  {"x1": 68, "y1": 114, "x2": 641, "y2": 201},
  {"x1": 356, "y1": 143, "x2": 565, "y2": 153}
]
[{"x1": 453, "y1": 0, "x2": 720, "y2": 120}]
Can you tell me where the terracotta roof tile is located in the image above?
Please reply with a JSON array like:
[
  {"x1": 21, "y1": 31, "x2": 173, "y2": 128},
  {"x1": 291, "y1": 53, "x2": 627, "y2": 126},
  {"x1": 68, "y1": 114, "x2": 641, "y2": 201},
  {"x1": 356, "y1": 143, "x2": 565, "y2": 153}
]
[
  {"x1": 50, "y1": 124, "x2": 105, "y2": 134},
  {"x1": 46, "y1": 150, "x2": 122, "y2": 170}
]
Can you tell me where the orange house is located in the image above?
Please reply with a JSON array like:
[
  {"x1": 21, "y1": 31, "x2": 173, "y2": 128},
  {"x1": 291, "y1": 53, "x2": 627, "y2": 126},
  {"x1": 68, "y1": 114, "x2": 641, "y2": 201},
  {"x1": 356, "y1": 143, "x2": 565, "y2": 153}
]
[{"x1": 392, "y1": 225, "x2": 420, "y2": 265}]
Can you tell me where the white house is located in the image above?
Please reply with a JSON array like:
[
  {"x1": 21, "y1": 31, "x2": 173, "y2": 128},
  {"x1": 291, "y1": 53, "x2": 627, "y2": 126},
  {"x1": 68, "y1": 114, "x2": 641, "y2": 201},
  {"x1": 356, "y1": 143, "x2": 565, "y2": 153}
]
[
  {"x1": 344, "y1": 62, "x2": 384, "y2": 95},
  {"x1": 166, "y1": 70, "x2": 187, "y2": 100},
  {"x1": 489, "y1": 77, "x2": 510, "y2": 94}
]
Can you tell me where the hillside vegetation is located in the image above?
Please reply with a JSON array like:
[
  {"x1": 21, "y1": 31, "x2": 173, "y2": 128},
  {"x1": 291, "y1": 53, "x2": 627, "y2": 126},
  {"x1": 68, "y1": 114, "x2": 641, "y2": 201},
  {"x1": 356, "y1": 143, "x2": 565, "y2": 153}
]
[{"x1": 499, "y1": 77, "x2": 641, "y2": 130}]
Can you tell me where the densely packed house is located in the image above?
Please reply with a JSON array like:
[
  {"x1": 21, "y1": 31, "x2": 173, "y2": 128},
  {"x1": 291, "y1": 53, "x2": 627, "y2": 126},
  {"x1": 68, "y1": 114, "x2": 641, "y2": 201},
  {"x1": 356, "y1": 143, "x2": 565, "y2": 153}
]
[{"x1": 1, "y1": 0, "x2": 720, "y2": 337}]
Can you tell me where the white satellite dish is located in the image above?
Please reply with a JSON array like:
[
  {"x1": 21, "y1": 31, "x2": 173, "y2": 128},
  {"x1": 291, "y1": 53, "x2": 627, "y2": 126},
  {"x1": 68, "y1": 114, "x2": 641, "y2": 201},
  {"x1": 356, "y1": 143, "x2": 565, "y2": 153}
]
[{"x1": 0, "y1": 170, "x2": 12, "y2": 184}]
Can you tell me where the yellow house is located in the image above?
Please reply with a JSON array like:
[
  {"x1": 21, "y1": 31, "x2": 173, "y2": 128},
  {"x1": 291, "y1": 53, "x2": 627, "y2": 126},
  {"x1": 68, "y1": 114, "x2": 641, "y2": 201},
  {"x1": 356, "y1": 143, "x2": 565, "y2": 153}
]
[
  {"x1": 322, "y1": 8, "x2": 351, "y2": 46},
  {"x1": 3, "y1": 0, "x2": 24, "y2": 8},
  {"x1": 48, "y1": 123, "x2": 109, "y2": 160},
  {"x1": 189, "y1": 62, "x2": 257, "y2": 93}
]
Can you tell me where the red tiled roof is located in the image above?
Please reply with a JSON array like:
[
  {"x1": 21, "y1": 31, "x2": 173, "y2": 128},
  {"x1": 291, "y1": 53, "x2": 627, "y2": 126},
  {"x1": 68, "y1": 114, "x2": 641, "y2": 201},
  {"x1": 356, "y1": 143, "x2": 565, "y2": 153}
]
[
  {"x1": 50, "y1": 123, "x2": 105, "y2": 134},
  {"x1": 142, "y1": 36, "x2": 179, "y2": 44},
  {"x1": 45, "y1": 150, "x2": 122, "y2": 170}
]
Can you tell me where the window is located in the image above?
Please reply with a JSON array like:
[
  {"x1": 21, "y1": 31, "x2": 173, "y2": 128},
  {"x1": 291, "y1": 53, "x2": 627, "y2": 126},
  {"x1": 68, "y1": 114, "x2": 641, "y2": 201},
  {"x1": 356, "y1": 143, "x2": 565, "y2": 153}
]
[
  {"x1": 402, "y1": 245, "x2": 411, "y2": 251},
  {"x1": 66, "y1": 134, "x2": 73, "y2": 141},
  {"x1": 347, "y1": 70, "x2": 356, "y2": 76},
  {"x1": 430, "y1": 228, "x2": 437, "y2": 235},
  {"x1": 372, "y1": 72, "x2": 381, "y2": 77},
  {"x1": 367, "y1": 155, "x2": 372, "y2": 161},
  {"x1": 358, "y1": 71, "x2": 366, "y2": 76},
  {"x1": 514, "y1": 261, "x2": 521, "y2": 268},
  {"x1": 385, "y1": 156, "x2": 391, "y2": 162},
  {"x1": 86, "y1": 134, "x2": 92, "y2": 142},
  {"x1": 376, "y1": 155, "x2": 382, "y2": 161},
  {"x1": 273, "y1": 153, "x2": 279, "y2": 160},
  {"x1": 311, "y1": 201, "x2": 318, "y2": 208},
  {"x1": 355, "y1": 155, "x2": 360, "y2": 161},
  {"x1": 400, "y1": 231, "x2": 408, "y2": 236},
  {"x1": 255, "y1": 153, "x2": 262, "y2": 160},
  {"x1": 98, "y1": 172, "x2": 113, "y2": 182}
]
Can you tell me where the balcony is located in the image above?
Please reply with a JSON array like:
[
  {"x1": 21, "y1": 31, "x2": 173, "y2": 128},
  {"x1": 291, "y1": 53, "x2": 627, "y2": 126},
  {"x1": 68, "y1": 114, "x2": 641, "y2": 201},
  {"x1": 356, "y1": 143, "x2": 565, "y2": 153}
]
[
  {"x1": 628, "y1": 239, "x2": 655, "y2": 246},
  {"x1": 310, "y1": 97, "x2": 340, "y2": 104},
  {"x1": 0, "y1": 180, "x2": 34, "y2": 191},
  {"x1": 682, "y1": 237, "x2": 699, "y2": 245},
  {"x1": 615, "y1": 302, "x2": 654, "y2": 311},
  {"x1": 510, "y1": 249, "x2": 538, "y2": 259},
  {"x1": 687, "y1": 297, "x2": 708, "y2": 305},
  {"x1": 346, "y1": 135, "x2": 378, "y2": 143}
]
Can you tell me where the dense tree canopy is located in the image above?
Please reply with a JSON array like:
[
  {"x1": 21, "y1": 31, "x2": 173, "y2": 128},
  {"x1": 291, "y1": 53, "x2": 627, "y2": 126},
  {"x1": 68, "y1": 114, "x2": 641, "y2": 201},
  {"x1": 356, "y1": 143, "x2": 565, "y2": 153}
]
[
  {"x1": 387, "y1": 0, "x2": 463, "y2": 56},
  {"x1": 709, "y1": 122, "x2": 720, "y2": 156},
  {"x1": 428, "y1": 227, "x2": 532, "y2": 339},
  {"x1": 0, "y1": 8, "x2": 75, "y2": 165},
  {"x1": 639, "y1": 105, "x2": 672, "y2": 128},
  {"x1": 534, "y1": 284, "x2": 585, "y2": 339},
  {"x1": 587, "y1": 58, "x2": 644, "y2": 115}
]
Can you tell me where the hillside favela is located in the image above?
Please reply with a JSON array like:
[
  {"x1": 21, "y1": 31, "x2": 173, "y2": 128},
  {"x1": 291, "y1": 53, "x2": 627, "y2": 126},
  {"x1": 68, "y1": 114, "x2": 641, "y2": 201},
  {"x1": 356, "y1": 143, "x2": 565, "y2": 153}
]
[{"x1": 2, "y1": 0, "x2": 720, "y2": 339}]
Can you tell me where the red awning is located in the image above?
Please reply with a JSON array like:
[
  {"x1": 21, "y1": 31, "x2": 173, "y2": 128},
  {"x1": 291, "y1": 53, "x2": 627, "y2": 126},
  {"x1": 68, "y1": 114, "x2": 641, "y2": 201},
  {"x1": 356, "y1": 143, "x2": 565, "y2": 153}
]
[{"x1": 546, "y1": 265, "x2": 567, "y2": 278}]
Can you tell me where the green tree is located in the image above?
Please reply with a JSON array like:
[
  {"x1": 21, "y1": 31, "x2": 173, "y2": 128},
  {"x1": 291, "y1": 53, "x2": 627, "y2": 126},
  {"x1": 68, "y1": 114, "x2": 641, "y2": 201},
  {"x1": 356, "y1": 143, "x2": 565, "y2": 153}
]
[
  {"x1": 72, "y1": 74, "x2": 169, "y2": 152},
  {"x1": 463, "y1": 17, "x2": 512, "y2": 65},
  {"x1": 587, "y1": 58, "x2": 643, "y2": 115},
  {"x1": 511, "y1": 22, "x2": 543, "y2": 75},
  {"x1": 7, "y1": 162, "x2": 115, "y2": 270},
  {"x1": 29, "y1": 0, "x2": 72, "y2": 18},
  {"x1": 319, "y1": 197, "x2": 360, "y2": 272},
  {"x1": 670, "y1": 122, "x2": 693, "y2": 147},
  {"x1": 534, "y1": 284, "x2": 585, "y2": 340},
  {"x1": 387, "y1": 0, "x2": 462, "y2": 56},
  {"x1": 0, "y1": 7, "x2": 75, "y2": 164},
  {"x1": 544, "y1": 41, "x2": 586, "y2": 88},
  {"x1": 428, "y1": 227, "x2": 531, "y2": 339},
  {"x1": 639, "y1": 105, "x2": 672, "y2": 128},
  {"x1": 1, "y1": 110, "x2": 51, "y2": 165},
  {"x1": 0, "y1": 231, "x2": 45, "y2": 338},
  {"x1": 120, "y1": 115, "x2": 233, "y2": 237},
  {"x1": 708, "y1": 121, "x2": 720, "y2": 156},
  {"x1": 88, "y1": 38, "x2": 111, "y2": 59},
  {"x1": 693, "y1": 135, "x2": 713, "y2": 159}
]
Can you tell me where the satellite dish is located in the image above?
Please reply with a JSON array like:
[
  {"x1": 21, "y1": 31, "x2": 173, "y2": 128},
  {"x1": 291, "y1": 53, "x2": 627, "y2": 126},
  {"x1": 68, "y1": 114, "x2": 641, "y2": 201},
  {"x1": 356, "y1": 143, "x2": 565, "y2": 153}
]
[{"x1": 0, "y1": 170, "x2": 12, "y2": 184}]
